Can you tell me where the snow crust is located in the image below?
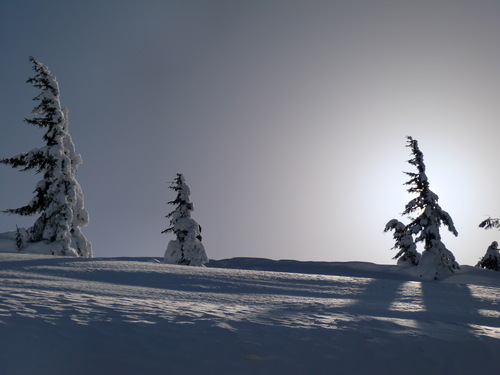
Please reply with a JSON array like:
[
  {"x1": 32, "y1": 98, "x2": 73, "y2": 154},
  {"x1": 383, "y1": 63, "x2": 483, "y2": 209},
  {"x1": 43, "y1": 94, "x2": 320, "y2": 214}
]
[{"x1": 1, "y1": 253, "x2": 499, "y2": 374}]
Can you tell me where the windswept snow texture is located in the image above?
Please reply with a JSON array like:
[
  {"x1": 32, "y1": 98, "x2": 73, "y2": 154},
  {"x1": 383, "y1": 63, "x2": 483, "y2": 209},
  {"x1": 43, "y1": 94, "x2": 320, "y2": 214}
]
[{"x1": 1, "y1": 254, "x2": 499, "y2": 375}]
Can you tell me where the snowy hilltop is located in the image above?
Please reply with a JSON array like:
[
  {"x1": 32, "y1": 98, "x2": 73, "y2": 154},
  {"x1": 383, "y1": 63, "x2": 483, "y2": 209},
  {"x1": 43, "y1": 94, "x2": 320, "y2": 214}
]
[{"x1": 1, "y1": 253, "x2": 499, "y2": 375}]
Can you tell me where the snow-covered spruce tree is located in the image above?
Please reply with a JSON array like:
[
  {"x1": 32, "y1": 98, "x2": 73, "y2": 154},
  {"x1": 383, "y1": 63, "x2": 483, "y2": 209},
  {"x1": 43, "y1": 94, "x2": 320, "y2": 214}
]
[
  {"x1": 478, "y1": 218, "x2": 500, "y2": 270},
  {"x1": 384, "y1": 219, "x2": 420, "y2": 266},
  {"x1": 0, "y1": 57, "x2": 91, "y2": 257},
  {"x1": 401, "y1": 136, "x2": 459, "y2": 279},
  {"x1": 475, "y1": 241, "x2": 500, "y2": 271},
  {"x1": 162, "y1": 174, "x2": 208, "y2": 266}
]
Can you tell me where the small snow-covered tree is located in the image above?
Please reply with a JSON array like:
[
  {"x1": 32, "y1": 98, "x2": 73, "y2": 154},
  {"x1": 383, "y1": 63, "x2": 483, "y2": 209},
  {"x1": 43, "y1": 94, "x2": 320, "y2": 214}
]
[
  {"x1": 384, "y1": 219, "x2": 420, "y2": 266},
  {"x1": 476, "y1": 241, "x2": 500, "y2": 271},
  {"x1": 162, "y1": 174, "x2": 208, "y2": 266},
  {"x1": 478, "y1": 218, "x2": 500, "y2": 270},
  {"x1": 0, "y1": 57, "x2": 92, "y2": 257},
  {"x1": 402, "y1": 136, "x2": 459, "y2": 278}
]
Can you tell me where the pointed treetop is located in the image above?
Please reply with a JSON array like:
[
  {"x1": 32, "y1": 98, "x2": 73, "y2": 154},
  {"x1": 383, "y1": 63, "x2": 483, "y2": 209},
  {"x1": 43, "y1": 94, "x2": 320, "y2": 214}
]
[{"x1": 27, "y1": 56, "x2": 59, "y2": 97}]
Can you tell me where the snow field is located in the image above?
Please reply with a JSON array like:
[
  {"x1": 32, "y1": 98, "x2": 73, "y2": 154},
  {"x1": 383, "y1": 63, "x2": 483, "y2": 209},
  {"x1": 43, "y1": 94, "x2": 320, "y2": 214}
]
[{"x1": 1, "y1": 253, "x2": 499, "y2": 374}]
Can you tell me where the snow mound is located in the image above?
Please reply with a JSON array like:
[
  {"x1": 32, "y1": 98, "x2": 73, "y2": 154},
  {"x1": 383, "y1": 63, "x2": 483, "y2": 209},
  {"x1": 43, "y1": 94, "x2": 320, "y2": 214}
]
[{"x1": 0, "y1": 231, "x2": 79, "y2": 256}]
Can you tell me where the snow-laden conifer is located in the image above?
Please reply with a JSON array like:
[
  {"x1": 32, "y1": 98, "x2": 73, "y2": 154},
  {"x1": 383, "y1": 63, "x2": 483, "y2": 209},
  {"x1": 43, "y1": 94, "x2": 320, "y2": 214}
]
[
  {"x1": 384, "y1": 219, "x2": 420, "y2": 266},
  {"x1": 476, "y1": 241, "x2": 500, "y2": 271},
  {"x1": 0, "y1": 57, "x2": 91, "y2": 257},
  {"x1": 385, "y1": 136, "x2": 458, "y2": 279},
  {"x1": 403, "y1": 136, "x2": 459, "y2": 278},
  {"x1": 163, "y1": 174, "x2": 208, "y2": 266}
]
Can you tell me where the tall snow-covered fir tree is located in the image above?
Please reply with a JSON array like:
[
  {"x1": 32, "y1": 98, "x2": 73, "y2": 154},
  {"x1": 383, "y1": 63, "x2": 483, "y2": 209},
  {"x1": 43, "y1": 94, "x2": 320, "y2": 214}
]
[
  {"x1": 162, "y1": 173, "x2": 208, "y2": 266},
  {"x1": 401, "y1": 136, "x2": 459, "y2": 278},
  {"x1": 0, "y1": 57, "x2": 92, "y2": 257}
]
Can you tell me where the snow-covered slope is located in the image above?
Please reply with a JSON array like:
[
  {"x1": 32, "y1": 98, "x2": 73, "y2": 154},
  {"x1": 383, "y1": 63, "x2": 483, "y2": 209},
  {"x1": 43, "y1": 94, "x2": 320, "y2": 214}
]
[{"x1": 1, "y1": 254, "x2": 499, "y2": 375}]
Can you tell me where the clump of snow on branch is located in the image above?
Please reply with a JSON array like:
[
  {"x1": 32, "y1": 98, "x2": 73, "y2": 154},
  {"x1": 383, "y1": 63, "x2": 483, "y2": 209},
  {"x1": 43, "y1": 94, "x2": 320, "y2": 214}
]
[
  {"x1": 478, "y1": 217, "x2": 500, "y2": 230},
  {"x1": 163, "y1": 173, "x2": 208, "y2": 266}
]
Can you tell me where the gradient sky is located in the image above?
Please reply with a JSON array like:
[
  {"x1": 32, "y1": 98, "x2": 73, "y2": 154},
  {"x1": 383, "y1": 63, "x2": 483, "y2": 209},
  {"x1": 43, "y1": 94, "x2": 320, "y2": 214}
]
[{"x1": 1, "y1": 0, "x2": 500, "y2": 265}]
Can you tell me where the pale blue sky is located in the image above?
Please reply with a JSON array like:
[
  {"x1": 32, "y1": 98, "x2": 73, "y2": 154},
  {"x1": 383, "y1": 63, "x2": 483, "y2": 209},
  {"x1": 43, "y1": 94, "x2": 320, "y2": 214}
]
[{"x1": 1, "y1": 0, "x2": 500, "y2": 265}]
